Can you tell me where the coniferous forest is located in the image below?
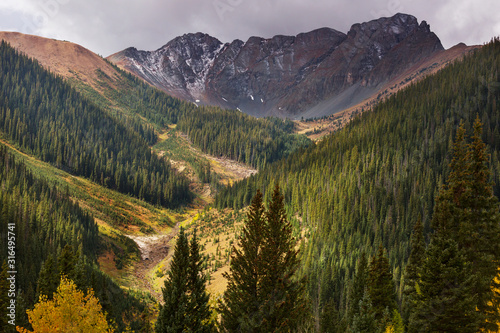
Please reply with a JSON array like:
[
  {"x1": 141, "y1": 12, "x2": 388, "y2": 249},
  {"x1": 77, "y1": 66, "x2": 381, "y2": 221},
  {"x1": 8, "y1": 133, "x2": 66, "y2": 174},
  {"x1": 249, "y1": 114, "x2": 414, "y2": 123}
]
[
  {"x1": 0, "y1": 41, "x2": 190, "y2": 208},
  {"x1": 0, "y1": 145, "x2": 150, "y2": 332},
  {"x1": 216, "y1": 38, "x2": 500, "y2": 331},
  {"x1": 0, "y1": 30, "x2": 499, "y2": 332},
  {"x1": 96, "y1": 63, "x2": 312, "y2": 170}
]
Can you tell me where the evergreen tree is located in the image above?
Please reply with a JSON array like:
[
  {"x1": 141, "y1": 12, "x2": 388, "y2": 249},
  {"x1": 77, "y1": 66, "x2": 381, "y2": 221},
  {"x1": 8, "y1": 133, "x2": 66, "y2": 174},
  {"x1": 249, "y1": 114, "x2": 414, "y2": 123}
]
[
  {"x1": 402, "y1": 220, "x2": 425, "y2": 328},
  {"x1": 320, "y1": 299, "x2": 341, "y2": 333},
  {"x1": 187, "y1": 228, "x2": 214, "y2": 333},
  {"x1": 347, "y1": 252, "x2": 369, "y2": 326},
  {"x1": 220, "y1": 189, "x2": 265, "y2": 332},
  {"x1": 409, "y1": 232, "x2": 476, "y2": 332},
  {"x1": 462, "y1": 117, "x2": 500, "y2": 330},
  {"x1": 15, "y1": 290, "x2": 29, "y2": 331},
  {"x1": 156, "y1": 227, "x2": 189, "y2": 333},
  {"x1": 260, "y1": 184, "x2": 306, "y2": 332},
  {"x1": 220, "y1": 185, "x2": 305, "y2": 332},
  {"x1": 58, "y1": 245, "x2": 77, "y2": 281},
  {"x1": 157, "y1": 227, "x2": 212, "y2": 333},
  {"x1": 36, "y1": 256, "x2": 58, "y2": 300},
  {"x1": 411, "y1": 119, "x2": 500, "y2": 331},
  {"x1": 367, "y1": 246, "x2": 396, "y2": 324},
  {"x1": 351, "y1": 289, "x2": 376, "y2": 333}
]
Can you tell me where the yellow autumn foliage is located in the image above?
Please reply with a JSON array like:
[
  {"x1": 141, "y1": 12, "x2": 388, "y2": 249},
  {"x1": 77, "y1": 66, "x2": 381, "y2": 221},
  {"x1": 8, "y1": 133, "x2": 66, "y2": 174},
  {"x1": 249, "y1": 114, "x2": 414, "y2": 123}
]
[{"x1": 16, "y1": 277, "x2": 114, "y2": 333}]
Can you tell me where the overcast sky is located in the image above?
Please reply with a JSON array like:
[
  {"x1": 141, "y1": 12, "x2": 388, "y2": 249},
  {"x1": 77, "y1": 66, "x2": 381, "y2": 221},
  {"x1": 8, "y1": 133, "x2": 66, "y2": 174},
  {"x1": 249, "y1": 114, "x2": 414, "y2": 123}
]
[{"x1": 0, "y1": 0, "x2": 499, "y2": 56}]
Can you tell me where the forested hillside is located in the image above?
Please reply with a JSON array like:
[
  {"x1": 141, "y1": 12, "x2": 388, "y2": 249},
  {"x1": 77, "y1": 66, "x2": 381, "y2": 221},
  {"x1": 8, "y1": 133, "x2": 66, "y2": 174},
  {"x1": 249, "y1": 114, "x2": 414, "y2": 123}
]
[
  {"x1": 0, "y1": 37, "x2": 311, "y2": 332},
  {"x1": 216, "y1": 38, "x2": 500, "y2": 328},
  {"x1": 0, "y1": 41, "x2": 190, "y2": 208},
  {"x1": 90, "y1": 65, "x2": 311, "y2": 170},
  {"x1": 0, "y1": 145, "x2": 149, "y2": 331},
  {"x1": 0, "y1": 33, "x2": 311, "y2": 171}
]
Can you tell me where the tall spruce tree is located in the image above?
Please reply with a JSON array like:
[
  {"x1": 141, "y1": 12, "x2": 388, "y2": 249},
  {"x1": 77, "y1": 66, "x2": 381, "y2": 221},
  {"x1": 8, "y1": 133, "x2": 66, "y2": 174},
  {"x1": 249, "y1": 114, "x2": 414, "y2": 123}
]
[
  {"x1": 157, "y1": 227, "x2": 213, "y2": 333},
  {"x1": 409, "y1": 123, "x2": 478, "y2": 332},
  {"x1": 351, "y1": 289, "x2": 377, "y2": 333},
  {"x1": 187, "y1": 228, "x2": 214, "y2": 333},
  {"x1": 409, "y1": 227, "x2": 476, "y2": 332},
  {"x1": 411, "y1": 119, "x2": 500, "y2": 331},
  {"x1": 58, "y1": 245, "x2": 77, "y2": 281},
  {"x1": 220, "y1": 189, "x2": 265, "y2": 332},
  {"x1": 220, "y1": 185, "x2": 305, "y2": 332},
  {"x1": 156, "y1": 227, "x2": 190, "y2": 333},
  {"x1": 348, "y1": 252, "x2": 369, "y2": 325},
  {"x1": 260, "y1": 184, "x2": 306, "y2": 332},
  {"x1": 402, "y1": 220, "x2": 425, "y2": 329},
  {"x1": 367, "y1": 246, "x2": 396, "y2": 324},
  {"x1": 463, "y1": 117, "x2": 500, "y2": 330},
  {"x1": 36, "y1": 255, "x2": 58, "y2": 300}
]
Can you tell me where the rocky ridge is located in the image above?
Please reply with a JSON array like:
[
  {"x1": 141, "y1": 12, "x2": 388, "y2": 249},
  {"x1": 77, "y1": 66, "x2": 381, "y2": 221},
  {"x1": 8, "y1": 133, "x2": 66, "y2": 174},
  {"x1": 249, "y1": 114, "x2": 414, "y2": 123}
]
[{"x1": 107, "y1": 13, "x2": 444, "y2": 118}]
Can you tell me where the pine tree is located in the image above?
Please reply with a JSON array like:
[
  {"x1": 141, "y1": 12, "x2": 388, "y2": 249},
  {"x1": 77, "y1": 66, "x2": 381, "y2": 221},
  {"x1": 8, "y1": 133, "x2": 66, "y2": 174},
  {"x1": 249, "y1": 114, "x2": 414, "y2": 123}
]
[
  {"x1": 402, "y1": 220, "x2": 425, "y2": 329},
  {"x1": 411, "y1": 119, "x2": 500, "y2": 331},
  {"x1": 157, "y1": 227, "x2": 213, "y2": 333},
  {"x1": 220, "y1": 189, "x2": 265, "y2": 332},
  {"x1": 409, "y1": 231, "x2": 476, "y2": 332},
  {"x1": 347, "y1": 252, "x2": 369, "y2": 326},
  {"x1": 409, "y1": 123, "x2": 478, "y2": 332},
  {"x1": 260, "y1": 184, "x2": 306, "y2": 332},
  {"x1": 220, "y1": 185, "x2": 305, "y2": 332},
  {"x1": 187, "y1": 228, "x2": 214, "y2": 333},
  {"x1": 320, "y1": 299, "x2": 341, "y2": 333},
  {"x1": 58, "y1": 245, "x2": 76, "y2": 280},
  {"x1": 351, "y1": 289, "x2": 376, "y2": 333},
  {"x1": 367, "y1": 246, "x2": 396, "y2": 324},
  {"x1": 156, "y1": 227, "x2": 189, "y2": 333},
  {"x1": 462, "y1": 117, "x2": 500, "y2": 330},
  {"x1": 36, "y1": 255, "x2": 58, "y2": 300}
]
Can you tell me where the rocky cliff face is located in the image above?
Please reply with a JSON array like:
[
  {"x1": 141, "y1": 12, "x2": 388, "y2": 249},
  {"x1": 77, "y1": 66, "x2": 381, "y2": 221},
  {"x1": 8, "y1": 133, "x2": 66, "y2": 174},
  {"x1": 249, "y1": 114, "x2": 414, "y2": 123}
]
[{"x1": 107, "y1": 13, "x2": 443, "y2": 118}]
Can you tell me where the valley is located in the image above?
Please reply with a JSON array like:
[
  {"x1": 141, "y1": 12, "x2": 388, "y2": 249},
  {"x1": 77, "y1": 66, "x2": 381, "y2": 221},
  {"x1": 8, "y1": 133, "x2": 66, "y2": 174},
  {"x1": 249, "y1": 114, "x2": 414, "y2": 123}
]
[{"x1": 1, "y1": 12, "x2": 499, "y2": 332}]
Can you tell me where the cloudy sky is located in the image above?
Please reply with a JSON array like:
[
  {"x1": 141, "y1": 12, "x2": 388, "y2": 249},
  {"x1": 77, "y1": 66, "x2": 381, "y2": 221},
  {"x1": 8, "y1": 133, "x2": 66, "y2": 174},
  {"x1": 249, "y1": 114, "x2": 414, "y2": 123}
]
[{"x1": 0, "y1": 0, "x2": 499, "y2": 56}]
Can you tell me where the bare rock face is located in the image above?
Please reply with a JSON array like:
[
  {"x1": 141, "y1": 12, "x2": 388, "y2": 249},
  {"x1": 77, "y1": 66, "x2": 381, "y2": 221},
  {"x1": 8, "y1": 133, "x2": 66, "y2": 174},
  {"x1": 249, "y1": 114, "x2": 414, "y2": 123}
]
[{"x1": 107, "y1": 13, "x2": 444, "y2": 118}]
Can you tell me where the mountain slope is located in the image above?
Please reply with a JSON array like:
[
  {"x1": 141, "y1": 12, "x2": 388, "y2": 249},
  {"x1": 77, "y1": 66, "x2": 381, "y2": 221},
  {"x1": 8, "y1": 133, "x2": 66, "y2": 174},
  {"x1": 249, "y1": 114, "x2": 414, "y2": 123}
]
[
  {"x1": 295, "y1": 42, "x2": 479, "y2": 139},
  {"x1": 0, "y1": 31, "x2": 120, "y2": 91},
  {"x1": 0, "y1": 40, "x2": 191, "y2": 207},
  {"x1": 108, "y1": 13, "x2": 445, "y2": 118},
  {"x1": 215, "y1": 38, "x2": 500, "y2": 322},
  {"x1": 0, "y1": 32, "x2": 310, "y2": 170}
]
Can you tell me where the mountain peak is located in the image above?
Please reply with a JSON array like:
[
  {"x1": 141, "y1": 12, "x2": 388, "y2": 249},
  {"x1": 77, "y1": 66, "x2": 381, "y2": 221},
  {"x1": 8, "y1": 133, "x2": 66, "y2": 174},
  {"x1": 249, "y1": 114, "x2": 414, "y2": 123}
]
[{"x1": 107, "y1": 13, "x2": 445, "y2": 118}]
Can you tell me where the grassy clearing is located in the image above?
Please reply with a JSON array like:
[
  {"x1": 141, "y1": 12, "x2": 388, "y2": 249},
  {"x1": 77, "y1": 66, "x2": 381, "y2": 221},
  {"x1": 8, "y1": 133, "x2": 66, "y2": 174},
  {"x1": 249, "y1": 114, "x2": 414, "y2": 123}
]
[{"x1": 188, "y1": 208, "x2": 246, "y2": 294}]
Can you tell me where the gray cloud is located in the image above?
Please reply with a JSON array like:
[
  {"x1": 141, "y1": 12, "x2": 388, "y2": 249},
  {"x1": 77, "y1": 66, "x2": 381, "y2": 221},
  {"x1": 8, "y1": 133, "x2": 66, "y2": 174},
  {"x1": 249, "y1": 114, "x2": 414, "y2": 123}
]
[{"x1": 1, "y1": 0, "x2": 499, "y2": 56}]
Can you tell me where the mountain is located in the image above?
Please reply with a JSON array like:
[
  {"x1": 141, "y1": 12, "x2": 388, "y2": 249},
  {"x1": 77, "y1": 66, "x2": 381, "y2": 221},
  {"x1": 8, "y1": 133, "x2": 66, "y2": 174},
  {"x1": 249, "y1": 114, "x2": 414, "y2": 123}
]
[
  {"x1": 0, "y1": 32, "x2": 311, "y2": 170},
  {"x1": 108, "y1": 13, "x2": 445, "y2": 118},
  {"x1": 215, "y1": 38, "x2": 500, "y2": 327},
  {"x1": 0, "y1": 31, "x2": 122, "y2": 91}
]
